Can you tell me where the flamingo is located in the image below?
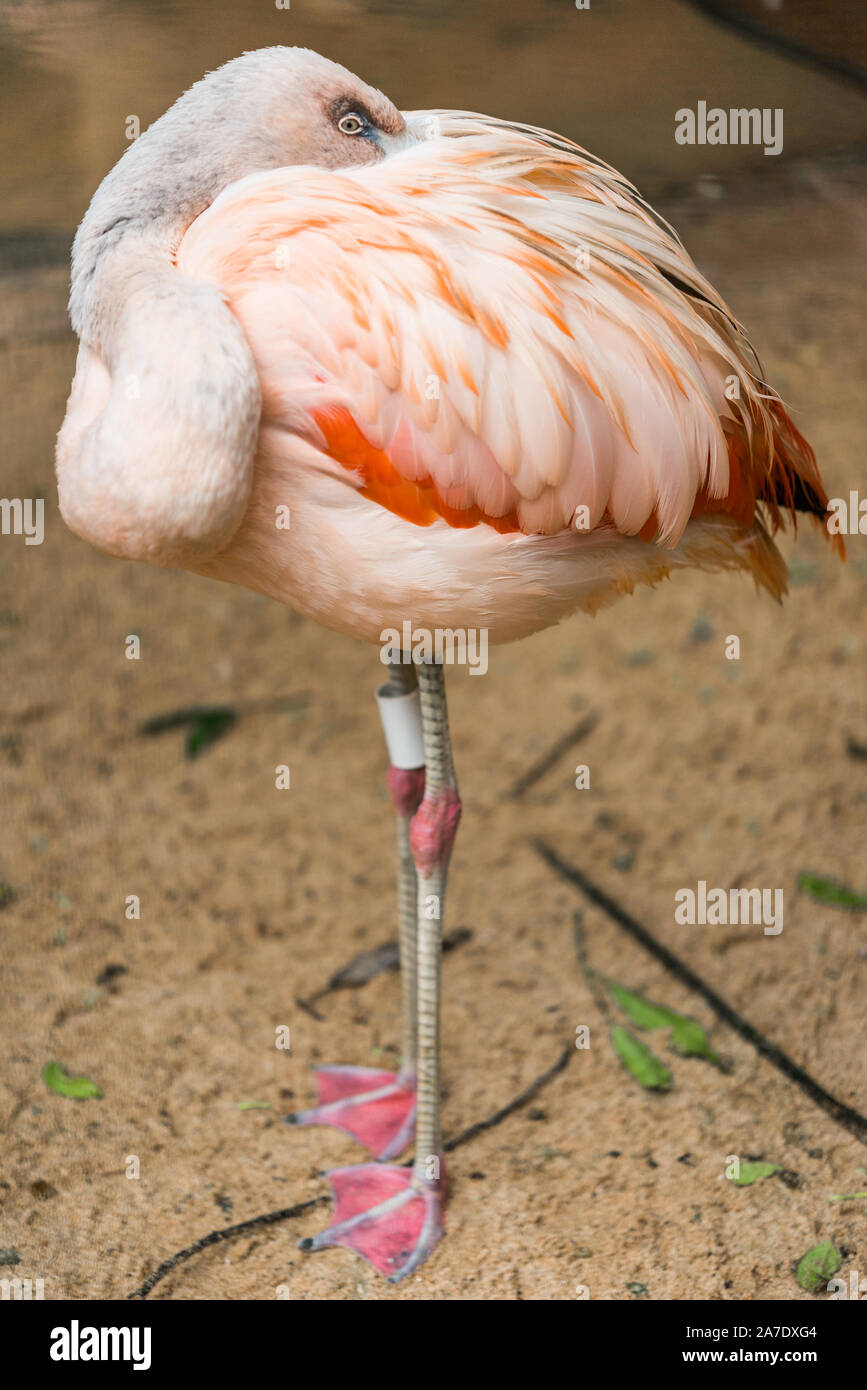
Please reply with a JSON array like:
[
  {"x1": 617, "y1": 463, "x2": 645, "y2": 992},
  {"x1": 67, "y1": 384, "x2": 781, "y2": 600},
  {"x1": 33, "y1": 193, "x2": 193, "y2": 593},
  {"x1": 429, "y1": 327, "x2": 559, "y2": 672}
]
[{"x1": 56, "y1": 47, "x2": 841, "y2": 1284}]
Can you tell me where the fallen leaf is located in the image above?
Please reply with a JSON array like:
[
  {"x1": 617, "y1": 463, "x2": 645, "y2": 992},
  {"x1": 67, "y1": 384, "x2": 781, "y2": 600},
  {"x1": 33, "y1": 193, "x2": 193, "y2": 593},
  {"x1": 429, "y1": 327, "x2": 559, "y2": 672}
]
[
  {"x1": 798, "y1": 873, "x2": 867, "y2": 912},
  {"x1": 729, "y1": 1160, "x2": 781, "y2": 1186},
  {"x1": 186, "y1": 710, "x2": 237, "y2": 759},
  {"x1": 139, "y1": 705, "x2": 238, "y2": 759},
  {"x1": 610, "y1": 1025, "x2": 671, "y2": 1090},
  {"x1": 796, "y1": 1241, "x2": 841, "y2": 1293},
  {"x1": 607, "y1": 981, "x2": 726, "y2": 1069},
  {"x1": 42, "y1": 1061, "x2": 102, "y2": 1100}
]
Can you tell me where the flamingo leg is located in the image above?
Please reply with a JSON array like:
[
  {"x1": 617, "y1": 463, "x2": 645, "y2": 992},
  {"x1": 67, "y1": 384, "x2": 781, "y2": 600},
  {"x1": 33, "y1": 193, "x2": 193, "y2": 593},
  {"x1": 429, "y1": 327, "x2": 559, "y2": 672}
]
[
  {"x1": 287, "y1": 660, "x2": 423, "y2": 1161},
  {"x1": 385, "y1": 661, "x2": 425, "y2": 1074},
  {"x1": 300, "y1": 659, "x2": 459, "y2": 1280},
  {"x1": 409, "y1": 659, "x2": 459, "y2": 1179}
]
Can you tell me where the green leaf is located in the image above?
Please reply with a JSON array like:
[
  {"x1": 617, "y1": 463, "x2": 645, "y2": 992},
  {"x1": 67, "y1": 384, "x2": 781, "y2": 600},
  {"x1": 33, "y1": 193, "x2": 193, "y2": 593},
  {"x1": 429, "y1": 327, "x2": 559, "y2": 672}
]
[
  {"x1": 797, "y1": 873, "x2": 867, "y2": 912},
  {"x1": 668, "y1": 1016, "x2": 724, "y2": 1066},
  {"x1": 607, "y1": 981, "x2": 726, "y2": 1069},
  {"x1": 236, "y1": 1100, "x2": 273, "y2": 1111},
  {"x1": 608, "y1": 981, "x2": 674, "y2": 1030},
  {"x1": 729, "y1": 1160, "x2": 781, "y2": 1186},
  {"x1": 140, "y1": 705, "x2": 238, "y2": 758},
  {"x1": 42, "y1": 1061, "x2": 102, "y2": 1100},
  {"x1": 186, "y1": 710, "x2": 237, "y2": 760},
  {"x1": 796, "y1": 1241, "x2": 841, "y2": 1293},
  {"x1": 829, "y1": 1191, "x2": 867, "y2": 1202},
  {"x1": 610, "y1": 1025, "x2": 671, "y2": 1090}
]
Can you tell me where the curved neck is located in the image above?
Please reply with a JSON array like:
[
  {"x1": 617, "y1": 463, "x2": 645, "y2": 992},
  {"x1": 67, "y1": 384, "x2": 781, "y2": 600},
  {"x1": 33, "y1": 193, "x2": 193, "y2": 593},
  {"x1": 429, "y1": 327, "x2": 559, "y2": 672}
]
[
  {"x1": 59, "y1": 146, "x2": 263, "y2": 567},
  {"x1": 69, "y1": 129, "x2": 232, "y2": 352}
]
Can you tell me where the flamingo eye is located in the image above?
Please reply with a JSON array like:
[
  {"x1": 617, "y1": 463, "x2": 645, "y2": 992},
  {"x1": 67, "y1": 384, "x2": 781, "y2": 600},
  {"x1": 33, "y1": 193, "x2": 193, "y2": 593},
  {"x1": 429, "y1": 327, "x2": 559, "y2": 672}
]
[{"x1": 338, "y1": 112, "x2": 366, "y2": 136}]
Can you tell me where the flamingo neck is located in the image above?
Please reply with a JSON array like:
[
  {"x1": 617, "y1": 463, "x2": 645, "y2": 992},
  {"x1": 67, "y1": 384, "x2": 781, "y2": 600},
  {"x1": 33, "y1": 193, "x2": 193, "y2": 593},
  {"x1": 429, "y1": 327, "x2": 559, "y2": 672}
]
[{"x1": 59, "y1": 148, "x2": 262, "y2": 566}]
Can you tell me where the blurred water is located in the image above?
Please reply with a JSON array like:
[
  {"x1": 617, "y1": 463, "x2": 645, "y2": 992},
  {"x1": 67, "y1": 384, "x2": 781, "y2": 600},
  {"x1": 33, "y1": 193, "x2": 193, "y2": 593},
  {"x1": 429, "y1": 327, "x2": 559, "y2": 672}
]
[{"x1": 0, "y1": 0, "x2": 864, "y2": 235}]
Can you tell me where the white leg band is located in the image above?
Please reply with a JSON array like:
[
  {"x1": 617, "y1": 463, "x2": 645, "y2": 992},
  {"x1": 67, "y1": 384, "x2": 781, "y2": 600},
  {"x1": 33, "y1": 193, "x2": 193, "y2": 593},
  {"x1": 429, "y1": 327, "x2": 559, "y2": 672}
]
[{"x1": 375, "y1": 685, "x2": 426, "y2": 770}]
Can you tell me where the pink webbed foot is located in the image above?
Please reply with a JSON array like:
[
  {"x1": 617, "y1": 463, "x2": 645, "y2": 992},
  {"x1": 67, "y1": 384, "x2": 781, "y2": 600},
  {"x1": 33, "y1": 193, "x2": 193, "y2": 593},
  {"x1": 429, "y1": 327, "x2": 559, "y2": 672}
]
[
  {"x1": 299, "y1": 1162, "x2": 445, "y2": 1282},
  {"x1": 286, "y1": 1065, "x2": 416, "y2": 1160}
]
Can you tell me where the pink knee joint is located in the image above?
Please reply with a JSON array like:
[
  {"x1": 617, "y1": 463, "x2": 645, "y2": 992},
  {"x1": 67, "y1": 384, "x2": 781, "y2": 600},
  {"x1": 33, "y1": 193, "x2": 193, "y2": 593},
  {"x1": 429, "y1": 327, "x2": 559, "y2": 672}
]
[
  {"x1": 387, "y1": 765, "x2": 425, "y2": 820},
  {"x1": 409, "y1": 787, "x2": 462, "y2": 876}
]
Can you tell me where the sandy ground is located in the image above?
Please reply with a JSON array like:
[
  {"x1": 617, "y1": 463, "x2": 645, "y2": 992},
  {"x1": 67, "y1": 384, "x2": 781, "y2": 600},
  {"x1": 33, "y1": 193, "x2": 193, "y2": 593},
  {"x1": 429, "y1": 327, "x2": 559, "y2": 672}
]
[{"x1": 0, "y1": 0, "x2": 865, "y2": 1299}]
